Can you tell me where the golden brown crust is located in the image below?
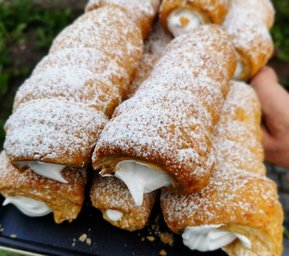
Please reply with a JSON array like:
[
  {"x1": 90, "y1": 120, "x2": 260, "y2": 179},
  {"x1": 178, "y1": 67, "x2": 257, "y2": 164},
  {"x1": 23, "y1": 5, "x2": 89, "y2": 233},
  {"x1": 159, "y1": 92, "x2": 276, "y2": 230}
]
[
  {"x1": 4, "y1": 5, "x2": 145, "y2": 168},
  {"x1": 4, "y1": 99, "x2": 107, "y2": 168},
  {"x1": 90, "y1": 176, "x2": 156, "y2": 231},
  {"x1": 214, "y1": 81, "x2": 265, "y2": 175},
  {"x1": 85, "y1": 0, "x2": 160, "y2": 39},
  {"x1": 13, "y1": 67, "x2": 120, "y2": 117},
  {"x1": 49, "y1": 6, "x2": 143, "y2": 97},
  {"x1": 223, "y1": 0, "x2": 274, "y2": 80},
  {"x1": 0, "y1": 151, "x2": 87, "y2": 224},
  {"x1": 161, "y1": 169, "x2": 283, "y2": 255},
  {"x1": 160, "y1": 82, "x2": 283, "y2": 255},
  {"x1": 160, "y1": 0, "x2": 229, "y2": 34},
  {"x1": 93, "y1": 26, "x2": 237, "y2": 194}
]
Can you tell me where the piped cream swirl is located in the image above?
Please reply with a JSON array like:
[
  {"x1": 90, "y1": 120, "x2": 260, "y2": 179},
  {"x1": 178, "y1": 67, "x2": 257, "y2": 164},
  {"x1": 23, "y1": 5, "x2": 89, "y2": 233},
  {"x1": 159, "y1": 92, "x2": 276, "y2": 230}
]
[
  {"x1": 167, "y1": 7, "x2": 204, "y2": 37},
  {"x1": 182, "y1": 225, "x2": 251, "y2": 252},
  {"x1": 105, "y1": 209, "x2": 123, "y2": 222},
  {"x1": 3, "y1": 196, "x2": 52, "y2": 217},
  {"x1": 17, "y1": 161, "x2": 67, "y2": 183},
  {"x1": 115, "y1": 161, "x2": 171, "y2": 206}
]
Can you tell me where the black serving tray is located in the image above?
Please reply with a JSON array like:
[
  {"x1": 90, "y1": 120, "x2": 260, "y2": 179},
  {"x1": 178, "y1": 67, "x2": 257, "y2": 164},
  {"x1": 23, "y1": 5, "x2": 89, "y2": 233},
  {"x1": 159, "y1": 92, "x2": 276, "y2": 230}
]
[{"x1": 0, "y1": 194, "x2": 227, "y2": 256}]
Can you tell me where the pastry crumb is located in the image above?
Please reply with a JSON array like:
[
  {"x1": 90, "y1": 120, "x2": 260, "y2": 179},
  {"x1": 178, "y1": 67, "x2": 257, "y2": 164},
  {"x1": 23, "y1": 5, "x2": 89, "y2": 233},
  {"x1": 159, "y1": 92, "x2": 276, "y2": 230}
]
[
  {"x1": 146, "y1": 235, "x2": 155, "y2": 242},
  {"x1": 160, "y1": 232, "x2": 174, "y2": 246},
  {"x1": 86, "y1": 238, "x2": 92, "y2": 245},
  {"x1": 159, "y1": 249, "x2": 167, "y2": 256},
  {"x1": 79, "y1": 233, "x2": 87, "y2": 242}
]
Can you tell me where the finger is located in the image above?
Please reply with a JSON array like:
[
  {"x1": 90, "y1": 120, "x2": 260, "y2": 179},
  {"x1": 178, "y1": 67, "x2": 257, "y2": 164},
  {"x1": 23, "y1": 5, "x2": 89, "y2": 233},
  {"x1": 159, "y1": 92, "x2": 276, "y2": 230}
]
[{"x1": 251, "y1": 66, "x2": 289, "y2": 135}]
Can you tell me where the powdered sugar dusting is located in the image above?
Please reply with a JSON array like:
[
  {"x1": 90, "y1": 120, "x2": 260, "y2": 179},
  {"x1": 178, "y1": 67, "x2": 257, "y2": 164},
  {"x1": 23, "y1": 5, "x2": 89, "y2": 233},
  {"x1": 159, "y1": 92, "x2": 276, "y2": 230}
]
[
  {"x1": 161, "y1": 167, "x2": 278, "y2": 230},
  {"x1": 50, "y1": 7, "x2": 143, "y2": 73},
  {"x1": 222, "y1": 0, "x2": 274, "y2": 76},
  {"x1": 160, "y1": 0, "x2": 230, "y2": 27},
  {"x1": 5, "y1": 99, "x2": 108, "y2": 166},
  {"x1": 33, "y1": 48, "x2": 130, "y2": 97},
  {"x1": 91, "y1": 175, "x2": 155, "y2": 214},
  {"x1": 14, "y1": 67, "x2": 121, "y2": 116},
  {"x1": 4, "y1": 5, "x2": 145, "y2": 167},
  {"x1": 161, "y1": 82, "x2": 272, "y2": 230},
  {"x1": 85, "y1": 0, "x2": 160, "y2": 37},
  {"x1": 0, "y1": 151, "x2": 87, "y2": 223},
  {"x1": 93, "y1": 26, "x2": 236, "y2": 192}
]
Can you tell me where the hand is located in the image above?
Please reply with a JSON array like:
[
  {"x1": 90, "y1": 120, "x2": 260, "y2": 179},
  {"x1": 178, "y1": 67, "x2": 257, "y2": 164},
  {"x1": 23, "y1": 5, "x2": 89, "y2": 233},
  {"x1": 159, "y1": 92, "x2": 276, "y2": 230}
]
[{"x1": 251, "y1": 66, "x2": 289, "y2": 168}]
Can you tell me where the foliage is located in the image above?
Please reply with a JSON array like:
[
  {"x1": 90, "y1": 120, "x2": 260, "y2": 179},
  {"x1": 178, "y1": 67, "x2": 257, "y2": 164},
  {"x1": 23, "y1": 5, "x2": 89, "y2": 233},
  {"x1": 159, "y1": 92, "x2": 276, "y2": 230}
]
[
  {"x1": 0, "y1": 250, "x2": 21, "y2": 256},
  {"x1": 272, "y1": 0, "x2": 289, "y2": 62}
]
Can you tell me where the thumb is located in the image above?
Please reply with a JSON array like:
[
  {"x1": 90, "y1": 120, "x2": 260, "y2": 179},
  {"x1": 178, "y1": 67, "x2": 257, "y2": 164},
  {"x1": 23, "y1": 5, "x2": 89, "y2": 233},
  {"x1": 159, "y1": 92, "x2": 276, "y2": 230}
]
[{"x1": 251, "y1": 66, "x2": 289, "y2": 136}]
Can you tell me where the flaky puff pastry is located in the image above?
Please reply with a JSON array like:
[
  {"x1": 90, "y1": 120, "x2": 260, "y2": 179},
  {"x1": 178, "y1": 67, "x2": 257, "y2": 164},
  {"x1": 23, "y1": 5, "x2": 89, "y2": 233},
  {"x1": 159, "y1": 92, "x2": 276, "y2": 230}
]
[
  {"x1": 160, "y1": 0, "x2": 229, "y2": 34},
  {"x1": 85, "y1": 0, "x2": 160, "y2": 39},
  {"x1": 160, "y1": 82, "x2": 283, "y2": 255},
  {"x1": 223, "y1": 0, "x2": 275, "y2": 81},
  {"x1": 214, "y1": 81, "x2": 266, "y2": 175},
  {"x1": 0, "y1": 152, "x2": 87, "y2": 224},
  {"x1": 93, "y1": 25, "x2": 237, "y2": 194},
  {"x1": 48, "y1": 6, "x2": 143, "y2": 98},
  {"x1": 90, "y1": 176, "x2": 156, "y2": 231},
  {"x1": 161, "y1": 170, "x2": 283, "y2": 255},
  {"x1": 4, "y1": 5, "x2": 144, "y2": 170}
]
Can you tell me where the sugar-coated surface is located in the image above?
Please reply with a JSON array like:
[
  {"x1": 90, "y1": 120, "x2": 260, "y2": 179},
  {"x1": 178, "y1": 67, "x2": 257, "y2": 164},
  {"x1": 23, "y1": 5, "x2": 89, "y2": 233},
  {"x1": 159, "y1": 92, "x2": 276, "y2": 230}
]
[
  {"x1": 33, "y1": 48, "x2": 130, "y2": 96},
  {"x1": 14, "y1": 67, "x2": 121, "y2": 115},
  {"x1": 5, "y1": 99, "x2": 108, "y2": 165},
  {"x1": 90, "y1": 176, "x2": 156, "y2": 231},
  {"x1": 85, "y1": 0, "x2": 160, "y2": 20},
  {"x1": 50, "y1": 7, "x2": 143, "y2": 74},
  {"x1": 94, "y1": 26, "x2": 236, "y2": 193},
  {"x1": 222, "y1": 0, "x2": 274, "y2": 77},
  {"x1": 161, "y1": 82, "x2": 271, "y2": 228},
  {"x1": 4, "y1": 5, "x2": 145, "y2": 166},
  {"x1": 0, "y1": 151, "x2": 87, "y2": 223},
  {"x1": 159, "y1": 0, "x2": 230, "y2": 30},
  {"x1": 161, "y1": 167, "x2": 277, "y2": 227}
]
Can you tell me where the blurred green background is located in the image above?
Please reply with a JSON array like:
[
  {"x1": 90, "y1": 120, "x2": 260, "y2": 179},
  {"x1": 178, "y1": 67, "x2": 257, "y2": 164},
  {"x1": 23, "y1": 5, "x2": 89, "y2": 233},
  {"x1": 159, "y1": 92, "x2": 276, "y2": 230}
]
[{"x1": 0, "y1": 0, "x2": 289, "y2": 254}]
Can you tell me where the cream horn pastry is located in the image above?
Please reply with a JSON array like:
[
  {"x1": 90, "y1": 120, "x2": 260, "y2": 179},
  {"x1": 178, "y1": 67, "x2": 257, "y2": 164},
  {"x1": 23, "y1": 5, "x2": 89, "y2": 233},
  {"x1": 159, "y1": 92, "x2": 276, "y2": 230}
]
[
  {"x1": 0, "y1": 151, "x2": 86, "y2": 224},
  {"x1": 90, "y1": 175, "x2": 156, "y2": 231},
  {"x1": 85, "y1": 0, "x2": 160, "y2": 39},
  {"x1": 223, "y1": 0, "x2": 275, "y2": 81},
  {"x1": 93, "y1": 25, "x2": 237, "y2": 206},
  {"x1": 160, "y1": 0, "x2": 230, "y2": 37},
  {"x1": 160, "y1": 81, "x2": 283, "y2": 255},
  {"x1": 4, "y1": 5, "x2": 145, "y2": 182}
]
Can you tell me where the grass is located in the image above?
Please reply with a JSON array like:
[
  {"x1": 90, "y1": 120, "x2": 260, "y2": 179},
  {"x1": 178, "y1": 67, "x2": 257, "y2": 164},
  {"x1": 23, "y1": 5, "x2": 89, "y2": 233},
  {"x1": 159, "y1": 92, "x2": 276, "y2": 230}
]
[
  {"x1": 271, "y1": 0, "x2": 289, "y2": 62},
  {"x1": 0, "y1": 250, "x2": 21, "y2": 256}
]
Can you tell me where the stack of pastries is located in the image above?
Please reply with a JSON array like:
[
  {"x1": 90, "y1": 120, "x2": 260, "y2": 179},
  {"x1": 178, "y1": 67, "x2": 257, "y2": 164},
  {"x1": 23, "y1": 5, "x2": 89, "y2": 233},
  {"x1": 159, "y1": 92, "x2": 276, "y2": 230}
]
[
  {"x1": 0, "y1": 0, "x2": 159, "y2": 223},
  {"x1": 0, "y1": 0, "x2": 284, "y2": 255}
]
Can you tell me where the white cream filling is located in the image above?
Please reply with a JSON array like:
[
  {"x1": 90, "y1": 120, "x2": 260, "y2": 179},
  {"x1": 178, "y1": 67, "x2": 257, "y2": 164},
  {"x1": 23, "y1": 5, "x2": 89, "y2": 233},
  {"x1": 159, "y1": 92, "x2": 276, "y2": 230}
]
[
  {"x1": 167, "y1": 7, "x2": 204, "y2": 37},
  {"x1": 182, "y1": 225, "x2": 251, "y2": 252},
  {"x1": 233, "y1": 56, "x2": 244, "y2": 81},
  {"x1": 17, "y1": 161, "x2": 67, "y2": 183},
  {"x1": 3, "y1": 196, "x2": 52, "y2": 217},
  {"x1": 105, "y1": 209, "x2": 123, "y2": 222},
  {"x1": 115, "y1": 161, "x2": 172, "y2": 206}
]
